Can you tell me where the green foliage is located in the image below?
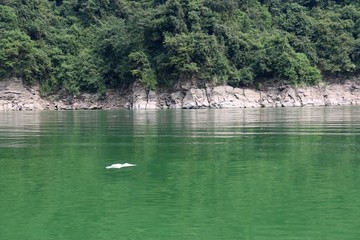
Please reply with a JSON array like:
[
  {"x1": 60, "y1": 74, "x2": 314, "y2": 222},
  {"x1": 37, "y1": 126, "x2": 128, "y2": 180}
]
[
  {"x1": 93, "y1": 17, "x2": 132, "y2": 87},
  {"x1": 0, "y1": 5, "x2": 18, "y2": 31},
  {"x1": 1, "y1": 0, "x2": 360, "y2": 93},
  {"x1": 229, "y1": 66, "x2": 254, "y2": 87},
  {"x1": 129, "y1": 51, "x2": 157, "y2": 90},
  {"x1": 0, "y1": 29, "x2": 50, "y2": 84},
  {"x1": 164, "y1": 31, "x2": 230, "y2": 84},
  {"x1": 259, "y1": 35, "x2": 321, "y2": 84},
  {"x1": 311, "y1": 8, "x2": 356, "y2": 73},
  {"x1": 56, "y1": 49, "x2": 103, "y2": 95}
]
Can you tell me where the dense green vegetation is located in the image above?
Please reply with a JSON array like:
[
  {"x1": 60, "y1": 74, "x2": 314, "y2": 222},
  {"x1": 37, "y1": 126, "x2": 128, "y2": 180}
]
[{"x1": 1, "y1": 0, "x2": 360, "y2": 95}]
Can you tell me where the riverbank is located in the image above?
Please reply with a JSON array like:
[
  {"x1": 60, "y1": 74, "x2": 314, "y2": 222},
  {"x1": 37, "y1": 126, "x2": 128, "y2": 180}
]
[{"x1": 0, "y1": 78, "x2": 359, "y2": 111}]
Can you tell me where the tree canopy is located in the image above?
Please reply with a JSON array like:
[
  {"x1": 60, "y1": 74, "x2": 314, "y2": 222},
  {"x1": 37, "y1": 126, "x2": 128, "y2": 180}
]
[{"x1": 1, "y1": 0, "x2": 360, "y2": 94}]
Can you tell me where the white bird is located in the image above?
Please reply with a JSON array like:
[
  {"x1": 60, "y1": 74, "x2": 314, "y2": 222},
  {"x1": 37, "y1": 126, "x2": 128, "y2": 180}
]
[{"x1": 106, "y1": 163, "x2": 136, "y2": 169}]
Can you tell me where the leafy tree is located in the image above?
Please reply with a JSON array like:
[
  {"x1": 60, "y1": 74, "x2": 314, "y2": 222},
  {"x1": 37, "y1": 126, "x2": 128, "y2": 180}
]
[
  {"x1": 0, "y1": 29, "x2": 50, "y2": 84},
  {"x1": 0, "y1": 5, "x2": 18, "y2": 30},
  {"x1": 1, "y1": 0, "x2": 360, "y2": 94},
  {"x1": 311, "y1": 8, "x2": 356, "y2": 73},
  {"x1": 164, "y1": 31, "x2": 230, "y2": 85},
  {"x1": 94, "y1": 17, "x2": 132, "y2": 87},
  {"x1": 251, "y1": 34, "x2": 321, "y2": 84},
  {"x1": 129, "y1": 51, "x2": 157, "y2": 90}
]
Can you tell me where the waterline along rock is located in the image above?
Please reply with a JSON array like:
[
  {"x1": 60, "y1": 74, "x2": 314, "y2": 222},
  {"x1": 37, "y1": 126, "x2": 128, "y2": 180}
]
[{"x1": 0, "y1": 78, "x2": 359, "y2": 111}]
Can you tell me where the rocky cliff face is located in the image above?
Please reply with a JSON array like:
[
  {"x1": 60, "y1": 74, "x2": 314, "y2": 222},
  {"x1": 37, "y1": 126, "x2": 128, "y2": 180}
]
[
  {"x1": 129, "y1": 80, "x2": 360, "y2": 110},
  {"x1": 0, "y1": 79, "x2": 49, "y2": 111},
  {"x1": 1, "y1": 78, "x2": 359, "y2": 111}
]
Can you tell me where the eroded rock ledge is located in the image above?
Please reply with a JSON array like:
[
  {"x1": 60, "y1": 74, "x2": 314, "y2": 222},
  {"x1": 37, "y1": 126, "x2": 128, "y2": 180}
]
[
  {"x1": 130, "y1": 81, "x2": 360, "y2": 109},
  {"x1": 1, "y1": 78, "x2": 359, "y2": 111}
]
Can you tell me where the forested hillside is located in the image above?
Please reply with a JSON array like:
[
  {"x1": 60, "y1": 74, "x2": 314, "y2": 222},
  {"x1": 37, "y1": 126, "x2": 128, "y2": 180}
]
[{"x1": 1, "y1": 0, "x2": 360, "y2": 96}]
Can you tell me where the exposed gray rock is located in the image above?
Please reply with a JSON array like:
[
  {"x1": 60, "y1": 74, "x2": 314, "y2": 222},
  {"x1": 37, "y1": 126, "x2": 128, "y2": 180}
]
[
  {"x1": 0, "y1": 78, "x2": 49, "y2": 111},
  {"x1": 182, "y1": 88, "x2": 209, "y2": 109},
  {"x1": 263, "y1": 87, "x2": 302, "y2": 107},
  {"x1": 130, "y1": 83, "x2": 160, "y2": 110},
  {"x1": 169, "y1": 91, "x2": 185, "y2": 109},
  {"x1": 207, "y1": 86, "x2": 245, "y2": 108},
  {"x1": 296, "y1": 86, "x2": 324, "y2": 106},
  {"x1": 131, "y1": 82, "x2": 149, "y2": 110},
  {"x1": 146, "y1": 90, "x2": 159, "y2": 109},
  {"x1": 158, "y1": 92, "x2": 170, "y2": 109},
  {"x1": 243, "y1": 89, "x2": 261, "y2": 108},
  {"x1": 324, "y1": 81, "x2": 360, "y2": 106},
  {"x1": 1, "y1": 78, "x2": 359, "y2": 111},
  {"x1": 283, "y1": 88, "x2": 302, "y2": 107}
]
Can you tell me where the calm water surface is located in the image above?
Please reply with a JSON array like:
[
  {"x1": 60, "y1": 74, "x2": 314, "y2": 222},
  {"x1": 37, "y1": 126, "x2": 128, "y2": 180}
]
[{"x1": 0, "y1": 107, "x2": 359, "y2": 240}]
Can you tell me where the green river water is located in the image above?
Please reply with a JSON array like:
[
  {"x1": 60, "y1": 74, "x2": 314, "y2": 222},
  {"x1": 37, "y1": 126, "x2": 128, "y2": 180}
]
[{"x1": 0, "y1": 107, "x2": 359, "y2": 240}]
